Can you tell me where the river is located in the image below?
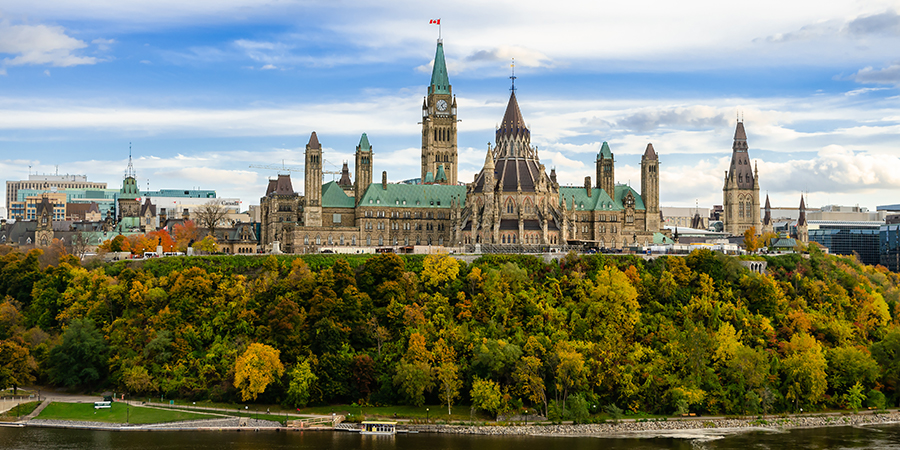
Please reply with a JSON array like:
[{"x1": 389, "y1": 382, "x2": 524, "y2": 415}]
[{"x1": 2, "y1": 424, "x2": 900, "y2": 449}]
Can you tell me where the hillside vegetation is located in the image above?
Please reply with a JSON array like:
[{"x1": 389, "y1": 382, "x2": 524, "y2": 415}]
[{"x1": 1, "y1": 245, "x2": 899, "y2": 419}]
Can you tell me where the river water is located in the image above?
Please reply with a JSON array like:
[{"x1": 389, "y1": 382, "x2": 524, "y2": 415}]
[{"x1": 2, "y1": 424, "x2": 900, "y2": 449}]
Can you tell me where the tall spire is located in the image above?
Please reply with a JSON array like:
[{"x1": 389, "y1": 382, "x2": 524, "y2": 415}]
[
  {"x1": 125, "y1": 142, "x2": 135, "y2": 178},
  {"x1": 763, "y1": 194, "x2": 772, "y2": 225},
  {"x1": 798, "y1": 195, "x2": 807, "y2": 226},
  {"x1": 510, "y1": 58, "x2": 516, "y2": 93},
  {"x1": 429, "y1": 40, "x2": 450, "y2": 95}
]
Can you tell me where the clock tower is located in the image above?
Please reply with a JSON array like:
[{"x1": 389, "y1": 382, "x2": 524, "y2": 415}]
[{"x1": 421, "y1": 39, "x2": 458, "y2": 185}]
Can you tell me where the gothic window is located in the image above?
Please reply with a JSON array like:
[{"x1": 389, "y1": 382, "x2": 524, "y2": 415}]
[
  {"x1": 352, "y1": 236, "x2": 357, "y2": 246},
  {"x1": 316, "y1": 235, "x2": 321, "y2": 245},
  {"x1": 739, "y1": 202, "x2": 744, "y2": 218},
  {"x1": 379, "y1": 236, "x2": 383, "y2": 246},
  {"x1": 328, "y1": 236, "x2": 333, "y2": 245},
  {"x1": 394, "y1": 237, "x2": 398, "y2": 245},
  {"x1": 416, "y1": 236, "x2": 421, "y2": 245},
  {"x1": 367, "y1": 236, "x2": 371, "y2": 246},
  {"x1": 304, "y1": 235, "x2": 309, "y2": 245},
  {"x1": 405, "y1": 237, "x2": 409, "y2": 245},
  {"x1": 340, "y1": 235, "x2": 344, "y2": 245},
  {"x1": 439, "y1": 237, "x2": 443, "y2": 246}
]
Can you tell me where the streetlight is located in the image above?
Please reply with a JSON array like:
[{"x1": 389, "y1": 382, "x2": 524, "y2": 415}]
[{"x1": 426, "y1": 408, "x2": 430, "y2": 424}]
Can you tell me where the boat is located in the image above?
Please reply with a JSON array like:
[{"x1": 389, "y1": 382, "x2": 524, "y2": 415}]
[{"x1": 359, "y1": 421, "x2": 397, "y2": 435}]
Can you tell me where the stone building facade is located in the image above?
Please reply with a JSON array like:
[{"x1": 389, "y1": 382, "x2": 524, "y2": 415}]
[
  {"x1": 258, "y1": 39, "x2": 668, "y2": 253},
  {"x1": 723, "y1": 121, "x2": 761, "y2": 235}
]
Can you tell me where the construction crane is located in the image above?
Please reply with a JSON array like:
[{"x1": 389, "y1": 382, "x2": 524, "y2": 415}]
[
  {"x1": 249, "y1": 160, "x2": 342, "y2": 181},
  {"x1": 249, "y1": 160, "x2": 302, "y2": 174}
]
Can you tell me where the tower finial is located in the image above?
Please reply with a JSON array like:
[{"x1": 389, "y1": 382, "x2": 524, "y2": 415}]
[
  {"x1": 510, "y1": 58, "x2": 516, "y2": 93},
  {"x1": 126, "y1": 142, "x2": 135, "y2": 178}
]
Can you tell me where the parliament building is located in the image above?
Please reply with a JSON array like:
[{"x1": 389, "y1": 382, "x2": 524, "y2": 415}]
[{"x1": 259, "y1": 39, "x2": 669, "y2": 253}]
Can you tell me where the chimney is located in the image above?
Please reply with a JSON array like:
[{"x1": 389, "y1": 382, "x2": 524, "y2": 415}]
[
  {"x1": 550, "y1": 168, "x2": 557, "y2": 185},
  {"x1": 584, "y1": 176, "x2": 592, "y2": 197},
  {"x1": 381, "y1": 171, "x2": 388, "y2": 190}
]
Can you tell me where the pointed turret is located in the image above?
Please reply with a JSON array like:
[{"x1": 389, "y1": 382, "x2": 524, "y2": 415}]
[
  {"x1": 496, "y1": 91, "x2": 529, "y2": 141},
  {"x1": 763, "y1": 194, "x2": 772, "y2": 225},
  {"x1": 596, "y1": 141, "x2": 615, "y2": 198},
  {"x1": 796, "y1": 195, "x2": 809, "y2": 244},
  {"x1": 641, "y1": 142, "x2": 660, "y2": 231},
  {"x1": 435, "y1": 164, "x2": 448, "y2": 183},
  {"x1": 642, "y1": 143, "x2": 658, "y2": 160},
  {"x1": 484, "y1": 146, "x2": 495, "y2": 170},
  {"x1": 308, "y1": 131, "x2": 321, "y2": 149},
  {"x1": 429, "y1": 40, "x2": 451, "y2": 95},
  {"x1": 798, "y1": 195, "x2": 807, "y2": 226},
  {"x1": 354, "y1": 132, "x2": 373, "y2": 200}
]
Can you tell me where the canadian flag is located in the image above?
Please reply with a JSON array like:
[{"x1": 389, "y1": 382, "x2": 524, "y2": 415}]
[{"x1": 429, "y1": 19, "x2": 440, "y2": 25}]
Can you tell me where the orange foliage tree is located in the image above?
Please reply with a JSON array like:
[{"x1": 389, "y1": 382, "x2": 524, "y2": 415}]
[{"x1": 171, "y1": 220, "x2": 200, "y2": 252}]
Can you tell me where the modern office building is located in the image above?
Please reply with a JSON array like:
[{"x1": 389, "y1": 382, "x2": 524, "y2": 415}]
[{"x1": 6, "y1": 174, "x2": 107, "y2": 214}]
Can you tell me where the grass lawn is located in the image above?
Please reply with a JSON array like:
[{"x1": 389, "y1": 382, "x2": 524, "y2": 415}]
[
  {"x1": 37, "y1": 402, "x2": 220, "y2": 424},
  {"x1": 0, "y1": 401, "x2": 41, "y2": 421}
]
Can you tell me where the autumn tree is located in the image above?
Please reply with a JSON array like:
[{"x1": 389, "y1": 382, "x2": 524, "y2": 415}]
[
  {"x1": 0, "y1": 338, "x2": 35, "y2": 394},
  {"x1": 422, "y1": 253, "x2": 460, "y2": 290},
  {"x1": 743, "y1": 227, "x2": 762, "y2": 254},
  {"x1": 171, "y1": 220, "x2": 200, "y2": 252},
  {"x1": 192, "y1": 235, "x2": 218, "y2": 254},
  {"x1": 233, "y1": 343, "x2": 285, "y2": 401},
  {"x1": 122, "y1": 365, "x2": 154, "y2": 395}
]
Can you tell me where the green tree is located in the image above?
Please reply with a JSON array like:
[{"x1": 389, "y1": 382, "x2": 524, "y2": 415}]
[
  {"x1": 46, "y1": 318, "x2": 109, "y2": 388},
  {"x1": 435, "y1": 361, "x2": 461, "y2": 415},
  {"x1": 393, "y1": 360, "x2": 432, "y2": 407},
  {"x1": 233, "y1": 343, "x2": 285, "y2": 401},
  {"x1": 871, "y1": 328, "x2": 900, "y2": 400},
  {"x1": 286, "y1": 359, "x2": 318, "y2": 407},
  {"x1": 470, "y1": 377, "x2": 503, "y2": 418},
  {"x1": 782, "y1": 333, "x2": 828, "y2": 409},
  {"x1": 845, "y1": 381, "x2": 866, "y2": 413}
]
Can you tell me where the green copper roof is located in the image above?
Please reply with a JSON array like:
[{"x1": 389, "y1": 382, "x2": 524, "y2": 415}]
[
  {"x1": 653, "y1": 232, "x2": 674, "y2": 244},
  {"x1": 597, "y1": 141, "x2": 613, "y2": 159},
  {"x1": 358, "y1": 133, "x2": 371, "y2": 151},
  {"x1": 321, "y1": 181, "x2": 356, "y2": 208},
  {"x1": 358, "y1": 183, "x2": 466, "y2": 208},
  {"x1": 429, "y1": 41, "x2": 450, "y2": 95},
  {"x1": 424, "y1": 171, "x2": 435, "y2": 183},
  {"x1": 434, "y1": 164, "x2": 447, "y2": 183},
  {"x1": 558, "y1": 184, "x2": 645, "y2": 211}
]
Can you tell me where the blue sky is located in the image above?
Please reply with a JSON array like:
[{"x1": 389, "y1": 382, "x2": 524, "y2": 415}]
[{"x1": 2, "y1": 0, "x2": 900, "y2": 216}]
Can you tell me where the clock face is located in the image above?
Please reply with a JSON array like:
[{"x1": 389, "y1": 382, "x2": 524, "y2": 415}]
[{"x1": 436, "y1": 99, "x2": 448, "y2": 112}]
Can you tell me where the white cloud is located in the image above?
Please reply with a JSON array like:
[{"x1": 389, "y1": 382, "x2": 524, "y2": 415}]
[
  {"x1": 0, "y1": 20, "x2": 97, "y2": 69},
  {"x1": 260, "y1": 64, "x2": 277, "y2": 70},
  {"x1": 852, "y1": 63, "x2": 900, "y2": 85}
]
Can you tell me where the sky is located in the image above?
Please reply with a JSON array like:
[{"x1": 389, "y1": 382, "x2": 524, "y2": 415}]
[{"x1": 2, "y1": 0, "x2": 900, "y2": 217}]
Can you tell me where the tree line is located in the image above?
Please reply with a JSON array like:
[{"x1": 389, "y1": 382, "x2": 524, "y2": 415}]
[{"x1": 1, "y1": 244, "x2": 899, "y2": 420}]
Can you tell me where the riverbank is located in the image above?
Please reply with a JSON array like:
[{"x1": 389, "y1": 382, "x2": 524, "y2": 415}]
[
  {"x1": 406, "y1": 411, "x2": 900, "y2": 437},
  {"x1": 25, "y1": 417, "x2": 284, "y2": 431}
]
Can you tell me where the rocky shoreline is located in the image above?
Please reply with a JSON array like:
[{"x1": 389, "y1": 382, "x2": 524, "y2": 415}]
[
  {"x1": 26, "y1": 417, "x2": 283, "y2": 431},
  {"x1": 405, "y1": 411, "x2": 900, "y2": 437}
]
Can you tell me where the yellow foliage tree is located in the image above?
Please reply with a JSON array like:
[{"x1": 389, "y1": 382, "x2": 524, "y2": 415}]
[
  {"x1": 233, "y1": 343, "x2": 285, "y2": 401},
  {"x1": 743, "y1": 227, "x2": 762, "y2": 254},
  {"x1": 422, "y1": 253, "x2": 460, "y2": 289}
]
